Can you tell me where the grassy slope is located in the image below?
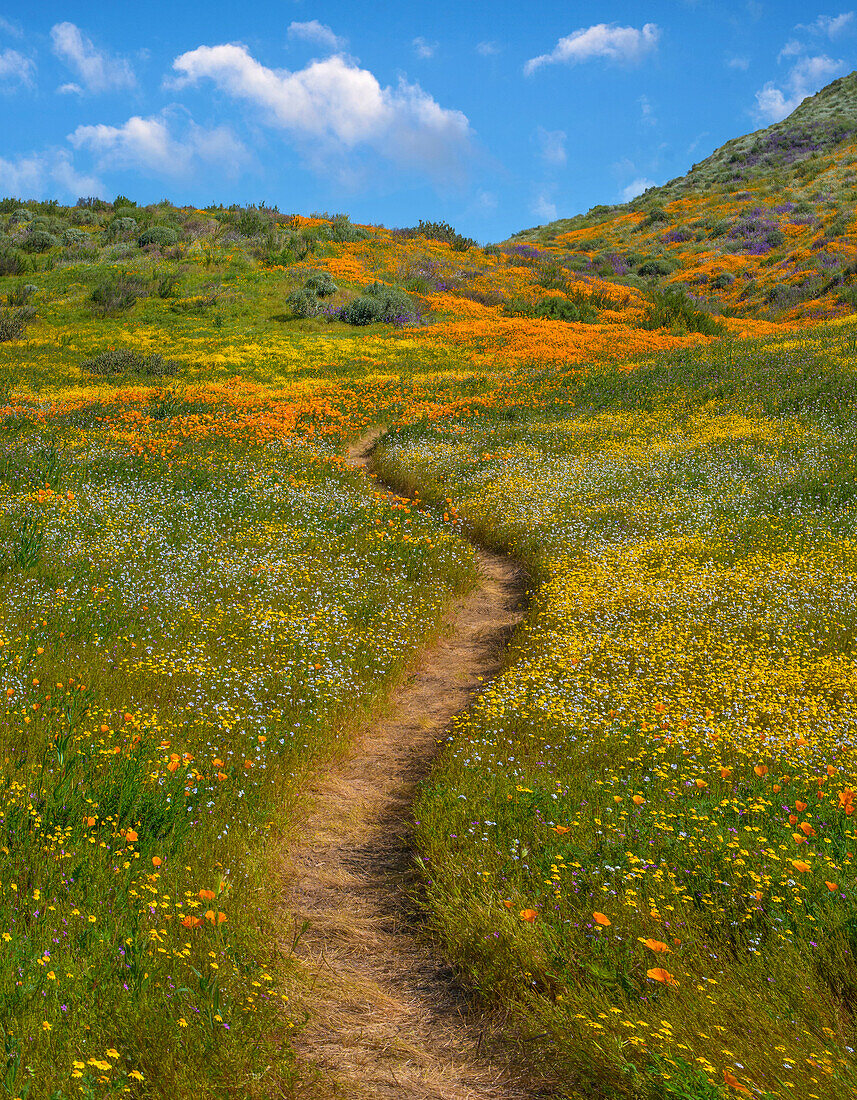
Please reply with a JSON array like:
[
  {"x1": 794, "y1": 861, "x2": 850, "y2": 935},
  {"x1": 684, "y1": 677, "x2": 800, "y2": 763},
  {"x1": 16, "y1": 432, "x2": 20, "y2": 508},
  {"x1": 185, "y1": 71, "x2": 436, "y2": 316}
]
[
  {"x1": 507, "y1": 73, "x2": 857, "y2": 323},
  {"x1": 376, "y1": 321, "x2": 857, "y2": 1099},
  {"x1": 0, "y1": 170, "x2": 855, "y2": 1099}
]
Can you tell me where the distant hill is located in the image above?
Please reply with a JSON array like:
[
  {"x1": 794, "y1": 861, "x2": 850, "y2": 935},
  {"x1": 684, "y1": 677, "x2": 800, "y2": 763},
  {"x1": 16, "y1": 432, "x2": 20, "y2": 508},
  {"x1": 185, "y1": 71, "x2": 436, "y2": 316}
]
[{"x1": 507, "y1": 73, "x2": 857, "y2": 321}]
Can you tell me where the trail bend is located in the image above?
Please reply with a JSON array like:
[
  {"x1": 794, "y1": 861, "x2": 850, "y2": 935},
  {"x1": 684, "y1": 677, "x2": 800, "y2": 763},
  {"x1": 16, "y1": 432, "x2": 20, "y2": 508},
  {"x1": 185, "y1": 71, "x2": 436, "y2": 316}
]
[{"x1": 280, "y1": 427, "x2": 531, "y2": 1100}]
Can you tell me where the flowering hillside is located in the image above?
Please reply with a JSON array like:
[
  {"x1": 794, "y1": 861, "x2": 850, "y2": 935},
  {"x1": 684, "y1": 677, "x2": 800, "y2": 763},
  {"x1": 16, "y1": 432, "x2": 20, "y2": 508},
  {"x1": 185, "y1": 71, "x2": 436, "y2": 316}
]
[
  {"x1": 0, "y1": 80, "x2": 856, "y2": 1097},
  {"x1": 510, "y1": 73, "x2": 857, "y2": 324}
]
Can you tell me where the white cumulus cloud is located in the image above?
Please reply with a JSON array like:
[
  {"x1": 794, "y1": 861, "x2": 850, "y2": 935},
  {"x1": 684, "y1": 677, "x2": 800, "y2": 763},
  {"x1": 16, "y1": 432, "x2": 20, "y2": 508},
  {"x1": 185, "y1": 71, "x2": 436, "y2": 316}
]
[
  {"x1": 525, "y1": 22, "x2": 660, "y2": 75},
  {"x1": 50, "y1": 21, "x2": 135, "y2": 94},
  {"x1": 0, "y1": 148, "x2": 102, "y2": 199},
  {"x1": 170, "y1": 43, "x2": 473, "y2": 182},
  {"x1": 798, "y1": 12, "x2": 855, "y2": 37},
  {"x1": 476, "y1": 41, "x2": 500, "y2": 56},
  {"x1": 69, "y1": 111, "x2": 248, "y2": 179},
  {"x1": 755, "y1": 52, "x2": 844, "y2": 121},
  {"x1": 287, "y1": 21, "x2": 346, "y2": 54},
  {"x1": 0, "y1": 47, "x2": 34, "y2": 89},
  {"x1": 622, "y1": 177, "x2": 655, "y2": 201},
  {"x1": 532, "y1": 192, "x2": 557, "y2": 221}
]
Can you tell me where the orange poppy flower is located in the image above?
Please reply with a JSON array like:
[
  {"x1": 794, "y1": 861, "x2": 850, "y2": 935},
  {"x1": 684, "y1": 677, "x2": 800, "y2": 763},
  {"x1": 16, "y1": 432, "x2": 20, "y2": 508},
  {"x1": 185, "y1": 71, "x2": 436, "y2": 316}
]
[
  {"x1": 638, "y1": 938, "x2": 669, "y2": 953},
  {"x1": 592, "y1": 912, "x2": 611, "y2": 926},
  {"x1": 723, "y1": 1070, "x2": 751, "y2": 1095},
  {"x1": 632, "y1": 794, "x2": 645, "y2": 805},
  {"x1": 791, "y1": 860, "x2": 811, "y2": 873},
  {"x1": 795, "y1": 800, "x2": 807, "y2": 812},
  {"x1": 519, "y1": 909, "x2": 538, "y2": 922},
  {"x1": 152, "y1": 856, "x2": 162, "y2": 867},
  {"x1": 125, "y1": 830, "x2": 138, "y2": 843},
  {"x1": 754, "y1": 765, "x2": 768, "y2": 777},
  {"x1": 719, "y1": 767, "x2": 732, "y2": 779},
  {"x1": 825, "y1": 881, "x2": 839, "y2": 892},
  {"x1": 646, "y1": 967, "x2": 678, "y2": 986},
  {"x1": 199, "y1": 888, "x2": 216, "y2": 901},
  {"x1": 181, "y1": 916, "x2": 201, "y2": 929},
  {"x1": 553, "y1": 825, "x2": 570, "y2": 834}
]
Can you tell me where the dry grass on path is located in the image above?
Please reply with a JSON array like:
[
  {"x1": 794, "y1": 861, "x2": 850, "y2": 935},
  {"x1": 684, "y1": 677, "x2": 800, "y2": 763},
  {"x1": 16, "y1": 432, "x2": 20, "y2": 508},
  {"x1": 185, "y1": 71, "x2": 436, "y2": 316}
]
[{"x1": 277, "y1": 429, "x2": 533, "y2": 1099}]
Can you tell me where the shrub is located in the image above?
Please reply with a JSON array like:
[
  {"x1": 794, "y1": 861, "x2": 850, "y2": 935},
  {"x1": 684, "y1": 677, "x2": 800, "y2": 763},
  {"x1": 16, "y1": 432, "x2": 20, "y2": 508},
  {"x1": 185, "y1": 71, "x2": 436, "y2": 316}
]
[
  {"x1": 0, "y1": 250, "x2": 28, "y2": 277},
  {"x1": 339, "y1": 283, "x2": 417, "y2": 326},
  {"x1": 304, "y1": 272, "x2": 338, "y2": 297},
  {"x1": 637, "y1": 257, "x2": 677, "y2": 278},
  {"x1": 21, "y1": 230, "x2": 57, "y2": 254},
  {"x1": 62, "y1": 227, "x2": 90, "y2": 247},
  {"x1": 81, "y1": 349, "x2": 179, "y2": 377},
  {"x1": 0, "y1": 307, "x2": 33, "y2": 343},
  {"x1": 6, "y1": 283, "x2": 36, "y2": 307},
  {"x1": 90, "y1": 272, "x2": 143, "y2": 315},
  {"x1": 394, "y1": 220, "x2": 477, "y2": 252},
  {"x1": 641, "y1": 287, "x2": 725, "y2": 335},
  {"x1": 320, "y1": 214, "x2": 369, "y2": 244},
  {"x1": 102, "y1": 216, "x2": 138, "y2": 243},
  {"x1": 138, "y1": 226, "x2": 178, "y2": 249},
  {"x1": 285, "y1": 288, "x2": 321, "y2": 319},
  {"x1": 640, "y1": 206, "x2": 669, "y2": 227},
  {"x1": 154, "y1": 271, "x2": 181, "y2": 299},
  {"x1": 711, "y1": 273, "x2": 735, "y2": 290},
  {"x1": 502, "y1": 294, "x2": 598, "y2": 323}
]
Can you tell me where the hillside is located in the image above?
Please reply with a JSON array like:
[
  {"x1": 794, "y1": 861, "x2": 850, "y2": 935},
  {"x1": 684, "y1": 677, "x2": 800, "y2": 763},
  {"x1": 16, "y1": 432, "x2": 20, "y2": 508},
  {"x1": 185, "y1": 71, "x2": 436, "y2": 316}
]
[{"x1": 508, "y1": 73, "x2": 857, "y2": 322}]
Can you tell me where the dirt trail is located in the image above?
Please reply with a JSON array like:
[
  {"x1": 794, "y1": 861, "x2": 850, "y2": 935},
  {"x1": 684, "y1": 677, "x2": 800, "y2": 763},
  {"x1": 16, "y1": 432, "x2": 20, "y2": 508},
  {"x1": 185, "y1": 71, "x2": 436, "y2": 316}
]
[{"x1": 280, "y1": 428, "x2": 531, "y2": 1100}]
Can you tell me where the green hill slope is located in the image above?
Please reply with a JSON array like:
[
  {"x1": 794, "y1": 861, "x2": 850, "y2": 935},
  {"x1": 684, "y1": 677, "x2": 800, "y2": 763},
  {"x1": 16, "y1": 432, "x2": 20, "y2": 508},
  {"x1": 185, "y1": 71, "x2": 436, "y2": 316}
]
[{"x1": 507, "y1": 74, "x2": 857, "y2": 322}]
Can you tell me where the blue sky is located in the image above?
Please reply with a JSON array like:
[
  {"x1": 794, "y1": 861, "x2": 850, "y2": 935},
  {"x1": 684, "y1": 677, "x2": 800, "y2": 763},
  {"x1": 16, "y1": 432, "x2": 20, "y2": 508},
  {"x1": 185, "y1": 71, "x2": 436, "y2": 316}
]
[{"x1": 0, "y1": 2, "x2": 854, "y2": 241}]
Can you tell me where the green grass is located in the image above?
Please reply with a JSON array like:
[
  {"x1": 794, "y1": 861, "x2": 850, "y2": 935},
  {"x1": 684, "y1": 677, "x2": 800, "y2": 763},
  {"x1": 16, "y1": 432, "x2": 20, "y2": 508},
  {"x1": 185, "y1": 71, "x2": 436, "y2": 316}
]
[{"x1": 374, "y1": 324, "x2": 857, "y2": 1099}]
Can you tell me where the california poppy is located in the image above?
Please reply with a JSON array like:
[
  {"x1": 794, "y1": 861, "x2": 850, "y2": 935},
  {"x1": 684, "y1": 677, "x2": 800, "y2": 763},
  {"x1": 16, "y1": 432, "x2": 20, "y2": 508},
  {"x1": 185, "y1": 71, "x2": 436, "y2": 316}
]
[
  {"x1": 593, "y1": 912, "x2": 611, "y2": 926},
  {"x1": 791, "y1": 860, "x2": 811, "y2": 873},
  {"x1": 638, "y1": 938, "x2": 669, "y2": 953},
  {"x1": 723, "y1": 1070, "x2": 751, "y2": 1095},
  {"x1": 646, "y1": 967, "x2": 678, "y2": 986},
  {"x1": 519, "y1": 909, "x2": 538, "y2": 922}
]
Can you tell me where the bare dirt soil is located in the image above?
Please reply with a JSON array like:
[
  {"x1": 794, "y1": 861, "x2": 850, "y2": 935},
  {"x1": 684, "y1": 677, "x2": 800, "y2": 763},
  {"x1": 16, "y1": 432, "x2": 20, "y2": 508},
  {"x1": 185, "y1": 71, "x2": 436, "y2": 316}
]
[{"x1": 279, "y1": 429, "x2": 533, "y2": 1099}]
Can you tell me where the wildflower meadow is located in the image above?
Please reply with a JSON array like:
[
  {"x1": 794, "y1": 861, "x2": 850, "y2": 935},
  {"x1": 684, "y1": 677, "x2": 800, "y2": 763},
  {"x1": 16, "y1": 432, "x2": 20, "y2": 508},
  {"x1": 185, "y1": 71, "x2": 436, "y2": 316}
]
[{"x1": 0, "y1": 158, "x2": 855, "y2": 1100}]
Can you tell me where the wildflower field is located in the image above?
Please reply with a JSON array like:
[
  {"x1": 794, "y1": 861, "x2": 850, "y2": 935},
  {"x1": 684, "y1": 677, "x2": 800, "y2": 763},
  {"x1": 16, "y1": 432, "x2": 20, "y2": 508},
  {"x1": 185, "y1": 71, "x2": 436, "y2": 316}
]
[{"x1": 0, "y1": 185, "x2": 856, "y2": 1099}]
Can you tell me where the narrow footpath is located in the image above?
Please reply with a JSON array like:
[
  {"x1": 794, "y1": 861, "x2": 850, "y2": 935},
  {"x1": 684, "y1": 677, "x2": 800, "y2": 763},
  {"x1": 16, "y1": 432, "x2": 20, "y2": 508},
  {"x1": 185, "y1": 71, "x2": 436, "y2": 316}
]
[{"x1": 280, "y1": 428, "x2": 532, "y2": 1100}]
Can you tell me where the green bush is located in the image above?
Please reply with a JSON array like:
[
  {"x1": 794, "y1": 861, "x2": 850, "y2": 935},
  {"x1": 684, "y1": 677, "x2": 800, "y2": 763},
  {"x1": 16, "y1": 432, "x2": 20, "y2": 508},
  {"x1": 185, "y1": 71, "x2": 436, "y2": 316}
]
[
  {"x1": 304, "y1": 272, "x2": 338, "y2": 297},
  {"x1": 320, "y1": 214, "x2": 369, "y2": 244},
  {"x1": 81, "y1": 348, "x2": 179, "y2": 377},
  {"x1": 62, "y1": 227, "x2": 90, "y2": 247},
  {"x1": 138, "y1": 226, "x2": 178, "y2": 249},
  {"x1": 641, "y1": 287, "x2": 725, "y2": 335},
  {"x1": 339, "y1": 283, "x2": 417, "y2": 325},
  {"x1": 90, "y1": 272, "x2": 143, "y2": 315},
  {"x1": 0, "y1": 250, "x2": 28, "y2": 277},
  {"x1": 0, "y1": 307, "x2": 33, "y2": 342},
  {"x1": 102, "y1": 216, "x2": 138, "y2": 243},
  {"x1": 502, "y1": 294, "x2": 598, "y2": 323},
  {"x1": 637, "y1": 257, "x2": 677, "y2": 278},
  {"x1": 285, "y1": 288, "x2": 321, "y2": 319},
  {"x1": 395, "y1": 219, "x2": 477, "y2": 252},
  {"x1": 711, "y1": 272, "x2": 735, "y2": 290},
  {"x1": 6, "y1": 283, "x2": 36, "y2": 307},
  {"x1": 22, "y1": 230, "x2": 57, "y2": 254}
]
